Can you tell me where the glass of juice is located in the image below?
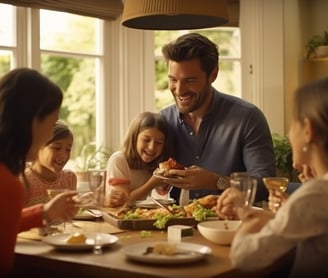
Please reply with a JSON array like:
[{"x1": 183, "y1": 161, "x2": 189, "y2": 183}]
[{"x1": 263, "y1": 177, "x2": 289, "y2": 212}]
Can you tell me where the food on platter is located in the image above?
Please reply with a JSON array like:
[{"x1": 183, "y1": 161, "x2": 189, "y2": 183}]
[
  {"x1": 66, "y1": 232, "x2": 87, "y2": 244},
  {"x1": 184, "y1": 195, "x2": 218, "y2": 216},
  {"x1": 108, "y1": 195, "x2": 218, "y2": 229},
  {"x1": 154, "y1": 157, "x2": 185, "y2": 178}
]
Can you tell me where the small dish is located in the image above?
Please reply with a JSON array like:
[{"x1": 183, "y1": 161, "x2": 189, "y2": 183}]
[
  {"x1": 122, "y1": 241, "x2": 211, "y2": 264},
  {"x1": 153, "y1": 172, "x2": 183, "y2": 180},
  {"x1": 42, "y1": 232, "x2": 118, "y2": 251},
  {"x1": 197, "y1": 220, "x2": 241, "y2": 245}
]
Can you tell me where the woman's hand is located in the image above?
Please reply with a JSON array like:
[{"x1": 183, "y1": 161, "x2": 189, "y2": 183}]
[
  {"x1": 236, "y1": 207, "x2": 275, "y2": 235},
  {"x1": 293, "y1": 163, "x2": 315, "y2": 183},
  {"x1": 43, "y1": 191, "x2": 78, "y2": 224},
  {"x1": 215, "y1": 188, "x2": 240, "y2": 220},
  {"x1": 268, "y1": 189, "x2": 288, "y2": 212}
]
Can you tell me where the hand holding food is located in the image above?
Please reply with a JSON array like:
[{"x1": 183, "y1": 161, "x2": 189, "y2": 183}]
[{"x1": 154, "y1": 157, "x2": 185, "y2": 177}]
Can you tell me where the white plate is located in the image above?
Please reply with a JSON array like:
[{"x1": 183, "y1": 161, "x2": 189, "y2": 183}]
[
  {"x1": 73, "y1": 210, "x2": 97, "y2": 220},
  {"x1": 122, "y1": 241, "x2": 211, "y2": 264},
  {"x1": 42, "y1": 232, "x2": 118, "y2": 251},
  {"x1": 153, "y1": 173, "x2": 183, "y2": 180},
  {"x1": 134, "y1": 199, "x2": 175, "y2": 208}
]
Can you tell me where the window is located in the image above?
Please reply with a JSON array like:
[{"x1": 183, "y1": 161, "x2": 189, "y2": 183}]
[
  {"x1": 0, "y1": 4, "x2": 14, "y2": 74},
  {"x1": 154, "y1": 28, "x2": 241, "y2": 111},
  {"x1": 0, "y1": 3, "x2": 242, "y2": 164},
  {"x1": 39, "y1": 10, "x2": 102, "y2": 159},
  {"x1": 0, "y1": 4, "x2": 103, "y2": 161}
]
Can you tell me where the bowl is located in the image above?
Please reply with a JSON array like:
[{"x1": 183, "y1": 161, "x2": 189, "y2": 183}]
[{"x1": 197, "y1": 220, "x2": 241, "y2": 245}]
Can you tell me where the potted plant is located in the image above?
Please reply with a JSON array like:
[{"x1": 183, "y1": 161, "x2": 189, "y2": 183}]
[
  {"x1": 305, "y1": 31, "x2": 328, "y2": 59},
  {"x1": 271, "y1": 133, "x2": 298, "y2": 182}
]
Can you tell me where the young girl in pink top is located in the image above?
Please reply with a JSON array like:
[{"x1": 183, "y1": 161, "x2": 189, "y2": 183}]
[{"x1": 24, "y1": 120, "x2": 77, "y2": 206}]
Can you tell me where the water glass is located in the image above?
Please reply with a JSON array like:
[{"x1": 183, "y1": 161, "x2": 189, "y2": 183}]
[
  {"x1": 230, "y1": 172, "x2": 258, "y2": 219},
  {"x1": 88, "y1": 170, "x2": 106, "y2": 255}
]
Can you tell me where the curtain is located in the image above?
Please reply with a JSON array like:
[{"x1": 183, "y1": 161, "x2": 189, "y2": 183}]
[{"x1": 1, "y1": 0, "x2": 124, "y2": 20}]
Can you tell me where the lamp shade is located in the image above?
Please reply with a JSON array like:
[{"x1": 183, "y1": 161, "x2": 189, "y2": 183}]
[{"x1": 121, "y1": 0, "x2": 229, "y2": 30}]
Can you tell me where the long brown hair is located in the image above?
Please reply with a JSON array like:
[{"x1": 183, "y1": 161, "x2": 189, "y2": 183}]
[
  {"x1": 293, "y1": 77, "x2": 328, "y2": 152},
  {"x1": 122, "y1": 112, "x2": 173, "y2": 170}
]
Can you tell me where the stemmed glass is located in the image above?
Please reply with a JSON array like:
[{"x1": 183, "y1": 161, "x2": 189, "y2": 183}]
[
  {"x1": 263, "y1": 177, "x2": 289, "y2": 212},
  {"x1": 230, "y1": 172, "x2": 258, "y2": 220},
  {"x1": 87, "y1": 169, "x2": 106, "y2": 255}
]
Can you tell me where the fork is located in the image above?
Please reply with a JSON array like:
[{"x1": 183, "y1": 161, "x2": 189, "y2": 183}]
[{"x1": 149, "y1": 197, "x2": 174, "y2": 214}]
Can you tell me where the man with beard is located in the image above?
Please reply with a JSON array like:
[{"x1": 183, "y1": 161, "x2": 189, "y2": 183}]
[{"x1": 159, "y1": 33, "x2": 276, "y2": 207}]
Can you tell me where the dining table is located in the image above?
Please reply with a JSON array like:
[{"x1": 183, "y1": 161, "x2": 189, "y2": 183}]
[{"x1": 13, "y1": 219, "x2": 271, "y2": 278}]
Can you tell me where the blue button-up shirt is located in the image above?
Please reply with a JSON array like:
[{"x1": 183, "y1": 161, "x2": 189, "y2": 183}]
[{"x1": 160, "y1": 89, "x2": 276, "y2": 202}]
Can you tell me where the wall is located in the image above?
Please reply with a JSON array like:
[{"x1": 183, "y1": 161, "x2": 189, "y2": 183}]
[{"x1": 284, "y1": 0, "x2": 328, "y2": 133}]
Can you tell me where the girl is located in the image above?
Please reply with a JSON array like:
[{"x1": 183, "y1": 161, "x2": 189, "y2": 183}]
[
  {"x1": 105, "y1": 111, "x2": 173, "y2": 207},
  {"x1": 228, "y1": 77, "x2": 328, "y2": 277},
  {"x1": 24, "y1": 120, "x2": 77, "y2": 206},
  {"x1": 0, "y1": 68, "x2": 78, "y2": 275}
]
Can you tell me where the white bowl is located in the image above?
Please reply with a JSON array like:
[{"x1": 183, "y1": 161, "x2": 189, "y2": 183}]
[{"x1": 197, "y1": 220, "x2": 241, "y2": 245}]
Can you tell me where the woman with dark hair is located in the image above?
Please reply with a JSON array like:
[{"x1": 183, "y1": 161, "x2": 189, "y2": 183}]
[
  {"x1": 105, "y1": 111, "x2": 173, "y2": 207},
  {"x1": 0, "y1": 68, "x2": 78, "y2": 275}
]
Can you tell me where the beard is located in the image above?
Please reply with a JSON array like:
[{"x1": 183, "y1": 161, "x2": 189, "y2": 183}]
[{"x1": 173, "y1": 83, "x2": 212, "y2": 114}]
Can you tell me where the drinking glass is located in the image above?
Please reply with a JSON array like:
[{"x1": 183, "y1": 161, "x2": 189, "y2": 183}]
[
  {"x1": 88, "y1": 170, "x2": 106, "y2": 255},
  {"x1": 44, "y1": 189, "x2": 68, "y2": 235},
  {"x1": 263, "y1": 177, "x2": 289, "y2": 212},
  {"x1": 230, "y1": 172, "x2": 258, "y2": 219}
]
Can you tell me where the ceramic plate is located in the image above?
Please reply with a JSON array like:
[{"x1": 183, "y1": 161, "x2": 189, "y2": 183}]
[
  {"x1": 153, "y1": 173, "x2": 184, "y2": 180},
  {"x1": 73, "y1": 210, "x2": 97, "y2": 220},
  {"x1": 134, "y1": 199, "x2": 175, "y2": 208},
  {"x1": 42, "y1": 232, "x2": 118, "y2": 251},
  {"x1": 122, "y1": 241, "x2": 211, "y2": 264}
]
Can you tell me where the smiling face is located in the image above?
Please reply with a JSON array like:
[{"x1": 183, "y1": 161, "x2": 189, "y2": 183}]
[
  {"x1": 136, "y1": 127, "x2": 165, "y2": 163},
  {"x1": 168, "y1": 58, "x2": 217, "y2": 114},
  {"x1": 38, "y1": 135, "x2": 73, "y2": 174}
]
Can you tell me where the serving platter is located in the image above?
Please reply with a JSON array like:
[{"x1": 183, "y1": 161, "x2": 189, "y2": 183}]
[
  {"x1": 102, "y1": 210, "x2": 197, "y2": 230},
  {"x1": 134, "y1": 198, "x2": 175, "y2": 209}
]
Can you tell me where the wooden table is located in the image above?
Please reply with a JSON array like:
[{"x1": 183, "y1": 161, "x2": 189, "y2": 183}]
[{"x1": 13, "y1": 220, "x2": 245, "y2": 278}]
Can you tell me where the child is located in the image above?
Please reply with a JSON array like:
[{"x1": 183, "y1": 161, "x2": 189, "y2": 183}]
[
  {"x1": 229, "y1": 77, "x2": 328, "y2": 277},
  {"x1": 24, "y1": 120, "x2": 77, "y2": 206},
  {"x1": 0, "y1": 68, "x2": 78, "y2": 275},
  {"x1": 105, "y1": 111, "x2": 173, "y2": 207}
]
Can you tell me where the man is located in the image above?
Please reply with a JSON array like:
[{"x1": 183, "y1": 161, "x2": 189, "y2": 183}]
[{"x1": 159, "y1": 33, "x2": 276, "y2": 203}]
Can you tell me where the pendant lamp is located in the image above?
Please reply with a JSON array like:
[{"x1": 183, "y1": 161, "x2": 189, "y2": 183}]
[{"x1": 121, "y1": 0, "x2": 229, "y2": 30}]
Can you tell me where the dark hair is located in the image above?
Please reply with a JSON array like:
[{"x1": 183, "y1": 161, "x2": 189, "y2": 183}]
[
  {"x1": 162, "y1": 32, "x2": 219, "y2": 77},
  {"x1": 122, "y1": 112, "x2": 173, "y2": 170},
  {"x1": 293, "y1": 77, "x2": 328, "y2": 152},
  {"x1": 0, "y1": 68, "x2": 63, "y2": 175},
  {"x1": 45, "y1": 120, "x2": 73, "y2": 146}
]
